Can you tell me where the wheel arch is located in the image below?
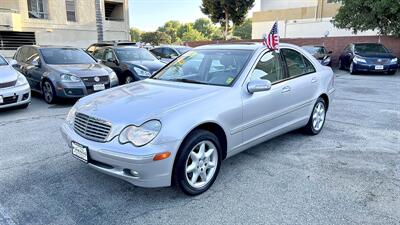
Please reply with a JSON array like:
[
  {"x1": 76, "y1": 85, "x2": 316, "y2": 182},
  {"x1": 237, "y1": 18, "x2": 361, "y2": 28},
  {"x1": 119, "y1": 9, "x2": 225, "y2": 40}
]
[{"x1": 319, "y1": 93, "x2": 329, "y2": 111}]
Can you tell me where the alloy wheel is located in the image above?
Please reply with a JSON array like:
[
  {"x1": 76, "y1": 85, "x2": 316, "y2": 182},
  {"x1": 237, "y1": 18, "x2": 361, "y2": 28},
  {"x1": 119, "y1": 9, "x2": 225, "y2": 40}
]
[
  {"x1": 185, "y1": 140, "x2": 218, "y2": 189},
  {"x1": 43, "y1": 82, "x2": 53, "y2": 103},
  {"x1": 312, "y1": 102, "x2": 326, "y2": 131}
]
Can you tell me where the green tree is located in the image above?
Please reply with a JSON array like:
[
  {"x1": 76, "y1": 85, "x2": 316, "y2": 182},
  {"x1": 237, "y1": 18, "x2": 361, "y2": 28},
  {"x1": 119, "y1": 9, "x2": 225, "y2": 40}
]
[
  {"x1": 181, "y1": 29, "x2": 207, "y2": 42},
  {"x1": 177, "y1": 23, "x2": 194, "y2": 39},
  {"x1": 141, "y1": 31, "x2": 171, "y2": 45},
  {"x1": 193, "y1": 18, "x2": 217, "y2": 38},
  {"x1": 233, "y1": 18, "x2": 252, "y2": 39},
  {"x1": 333, "y1": 0, "x2": 400, "y2": 36},
  {"x1": 129, "y1": 28, "x2": 142, "y2": 42},
  {"x1": 201, "y1": 0, "x2": 255, "y2": 40},
  {"x1": 157, "y1": 20, "x2": 181, "y2": 43}
]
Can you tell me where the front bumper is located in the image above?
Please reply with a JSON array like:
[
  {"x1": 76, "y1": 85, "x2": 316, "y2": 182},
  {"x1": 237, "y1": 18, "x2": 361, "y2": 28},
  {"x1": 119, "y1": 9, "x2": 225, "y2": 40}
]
[
  {"x1": 54, "y1": 78, "x2": 119, "y2": 99},
  {"x1": 353, "y1": 63, "x2": 398, "y2": 73},
  {"x1": 0, "y1": 84, "x2": 31, "y2": 109},
  {"x1": 61, "y1": 123, "x2": 180, "y2": 188}
]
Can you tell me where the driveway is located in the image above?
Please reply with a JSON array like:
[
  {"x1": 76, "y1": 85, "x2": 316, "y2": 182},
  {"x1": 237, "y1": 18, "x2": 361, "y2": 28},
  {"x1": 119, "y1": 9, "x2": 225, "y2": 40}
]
[{"x1": 0, "y1": 70, "x2": 399, "y2": 225}]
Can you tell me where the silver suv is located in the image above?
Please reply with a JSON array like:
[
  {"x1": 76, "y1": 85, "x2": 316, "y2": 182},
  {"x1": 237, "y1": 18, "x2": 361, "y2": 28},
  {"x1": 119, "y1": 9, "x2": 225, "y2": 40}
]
[{"x1": 13, "y1": 46, "x2": 119, "y2": 104}]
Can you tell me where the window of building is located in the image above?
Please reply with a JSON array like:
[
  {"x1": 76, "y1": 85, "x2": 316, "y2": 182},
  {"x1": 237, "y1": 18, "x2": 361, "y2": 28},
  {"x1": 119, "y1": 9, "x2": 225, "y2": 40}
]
[
  {"x1": 27, "y1": 0, "x2": 49, "y2": 19},
  {"x1": 65, "y1": 0, "x2": 76, "y2": 22},
  {"x1": 104, "y1": 1, "x2": 124, "y2": 21}
]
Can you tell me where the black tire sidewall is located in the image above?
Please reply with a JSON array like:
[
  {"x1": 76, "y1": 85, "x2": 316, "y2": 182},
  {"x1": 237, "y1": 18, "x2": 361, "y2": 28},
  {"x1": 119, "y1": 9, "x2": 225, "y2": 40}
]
[{"x1": 174, "y1": 130, "x2": 222, "y2": 195}]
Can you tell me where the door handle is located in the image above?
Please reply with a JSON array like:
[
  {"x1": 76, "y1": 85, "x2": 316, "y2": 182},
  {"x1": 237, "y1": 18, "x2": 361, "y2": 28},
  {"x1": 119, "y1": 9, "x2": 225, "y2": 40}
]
[
  {"x1": 281, "y1": 86, "x2": 291, "y2": 93},
  {"x1": 311, "y1": 77, "x2": 318, "y2": 83}
]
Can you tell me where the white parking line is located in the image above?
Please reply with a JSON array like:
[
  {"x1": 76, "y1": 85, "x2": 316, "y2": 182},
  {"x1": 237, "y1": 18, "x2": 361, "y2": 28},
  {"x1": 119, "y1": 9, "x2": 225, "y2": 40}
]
[{"x1": 0, "y1": 203, "x2": 16, "y2": 225}]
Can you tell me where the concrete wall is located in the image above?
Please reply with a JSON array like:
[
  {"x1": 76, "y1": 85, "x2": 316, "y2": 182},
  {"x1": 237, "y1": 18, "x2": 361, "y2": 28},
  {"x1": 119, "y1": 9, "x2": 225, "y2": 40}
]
[
  {"x1": 252, "y1": 19, "x2": 377, "y2": 39},
  {"x1": 261, "y1": 0, "x2": 318, "y2": 11}
]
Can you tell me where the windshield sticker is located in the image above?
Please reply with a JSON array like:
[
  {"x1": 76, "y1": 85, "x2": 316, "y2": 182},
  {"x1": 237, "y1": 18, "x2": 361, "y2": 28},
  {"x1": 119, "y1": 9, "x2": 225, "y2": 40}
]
[{"x1": 226, "y1": 77, "x2": 234, "y2": 85}]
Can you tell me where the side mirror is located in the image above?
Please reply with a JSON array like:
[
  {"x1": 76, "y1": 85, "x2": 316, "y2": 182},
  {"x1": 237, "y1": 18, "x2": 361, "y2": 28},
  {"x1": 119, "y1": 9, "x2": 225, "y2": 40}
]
[
  {"x1": 328, "y1": 50, "x2": 333, "y2": 54},
  {"x1": 247, "y1": 79, "x2": 272, "y2": 94},
  {"x1": 8, "y1": 59, "x2": 17, "y2": 66},
  {"x1": 31, "y1": 58, "x2": 40, "y2": 67},
  {"x1": 97, "y1": 59, "x2": 103, "y2": 64}
]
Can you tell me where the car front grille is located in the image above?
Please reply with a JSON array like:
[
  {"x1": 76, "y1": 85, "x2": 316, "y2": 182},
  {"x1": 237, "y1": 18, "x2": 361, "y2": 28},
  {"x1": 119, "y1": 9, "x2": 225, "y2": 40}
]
[
  {"x1": 81, "y1": 76, "x2": 110, "y2": 86},
  {"x1": 73, "y1": 113, "x2": 112, "y2": 142},
  {"x1": 367, "y1": 58, "x2": 391, "y2": 65},
  {"x1": 0, "y1": 80, "x2": 17, "y2": 89}
]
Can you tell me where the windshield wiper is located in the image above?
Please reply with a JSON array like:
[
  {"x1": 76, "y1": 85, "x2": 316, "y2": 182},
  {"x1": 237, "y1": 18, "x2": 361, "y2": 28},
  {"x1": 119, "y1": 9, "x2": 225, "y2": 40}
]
[{"x1": 169, "y1": 78, "x2": 208, "y2": 85}]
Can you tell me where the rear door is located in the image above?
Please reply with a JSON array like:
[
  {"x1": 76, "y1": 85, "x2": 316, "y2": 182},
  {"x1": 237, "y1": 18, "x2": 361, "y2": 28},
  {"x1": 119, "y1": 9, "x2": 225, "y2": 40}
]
[
  {"x1": 280, "y1": 48, "x2": 319, "y2": 125},
  {"x1": 242, "y1": 50, "x2": 290, "y2": 145}
]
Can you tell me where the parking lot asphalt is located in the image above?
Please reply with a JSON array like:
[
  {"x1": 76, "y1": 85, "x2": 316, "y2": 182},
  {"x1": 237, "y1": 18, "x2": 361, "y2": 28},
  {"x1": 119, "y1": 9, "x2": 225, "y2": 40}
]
[{"x1": 0, "y1": 70, "x2": 399, "y2": 225}]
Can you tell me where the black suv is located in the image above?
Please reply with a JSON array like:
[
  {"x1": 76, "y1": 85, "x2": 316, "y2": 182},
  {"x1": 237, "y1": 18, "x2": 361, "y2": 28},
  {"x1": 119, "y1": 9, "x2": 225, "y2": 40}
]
[
  {"x1": 86, "y1": 41, "x2": 137, "y2": 54},
  {"x1": 92, "y1": 46, "x2": 165, "y2": 84}
]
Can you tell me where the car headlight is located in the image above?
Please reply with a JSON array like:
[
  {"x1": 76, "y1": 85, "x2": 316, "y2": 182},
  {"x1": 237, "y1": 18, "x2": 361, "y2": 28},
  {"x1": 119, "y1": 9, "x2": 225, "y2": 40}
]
[
  {"x1": 133, "y1": 67, "x2": 151, "y2": 77},
  {"x1": 61, "y1": 73, "x2": 81, "y2": 82},
  {"x1": 119, "y1": 120, "x2": 162, "y2": 147},
  {"x1": 353, "y1": 56, "x2": 366, "y2": 64},
  {"x1": 109, "y1": 71, "x2": 118, "y2": 83},
  {"x1": 391, "y1": 58, "x2": 398, "y2": 64},
  {"x1": 15, "y1": 73, "x2": 28, "y2": 87},
  {"x1": 66, "y1": 106, "x2": 77, "y2": 126}
]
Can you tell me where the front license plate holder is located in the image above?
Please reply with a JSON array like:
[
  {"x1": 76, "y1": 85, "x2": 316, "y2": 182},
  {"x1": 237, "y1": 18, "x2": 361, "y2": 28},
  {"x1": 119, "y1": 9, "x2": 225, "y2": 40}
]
[
  {"x1": 72, "y1": 141, "x2": 88, "y2": 163},
  {"x1": 375, "y1": 65, "x2": 384, "y2": 70},
  {"x1": 93, "y1": 84, "x2": 105, "y2": 91}
]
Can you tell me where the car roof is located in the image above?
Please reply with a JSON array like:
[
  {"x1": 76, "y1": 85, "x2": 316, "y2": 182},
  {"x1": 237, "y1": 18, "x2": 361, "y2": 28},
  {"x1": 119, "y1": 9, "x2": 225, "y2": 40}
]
[
  {"x1": 352, "y1": 42, "x2": 382, "y2": 45},
  {"x1": 20, "y1": 45, "x2": 79, "y2": 49},
  {"x1": 195, "y1": 43, "x2": 296, "y2": 51},
  {"x1": 101, "y1": 46, "x2": 141, "y2": 50}
]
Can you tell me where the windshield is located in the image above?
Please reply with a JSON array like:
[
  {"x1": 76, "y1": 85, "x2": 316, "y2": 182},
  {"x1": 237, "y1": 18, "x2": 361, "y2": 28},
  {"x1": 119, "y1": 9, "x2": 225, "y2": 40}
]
[
  {"x1": 41, "y1": 48, "x2": 96, "y2": 64},
  {"x1": 175, "y1": 47, "x2": 192, "y2": 54},
  {"x1": 153, "y1": 49, "x2": 253, "y2": 86},
  {"x1": 303, "y1": 46, "x2": 326, "y2": 55},
  {"x1": 115, "y1": 48, "x2": 157, "y2": 61},
  {"x1": 0, "y1": 56, "x2": 7, "y2": 66},
  {"x1": 355, "y1": 44, "x2": 388, "y2": 54}
]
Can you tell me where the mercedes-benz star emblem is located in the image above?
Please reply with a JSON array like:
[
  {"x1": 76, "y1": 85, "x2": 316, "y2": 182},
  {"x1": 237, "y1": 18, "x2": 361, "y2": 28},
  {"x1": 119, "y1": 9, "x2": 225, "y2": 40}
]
[{"x1": 94, "y1": 76, "x2": 100, "y2": 82}]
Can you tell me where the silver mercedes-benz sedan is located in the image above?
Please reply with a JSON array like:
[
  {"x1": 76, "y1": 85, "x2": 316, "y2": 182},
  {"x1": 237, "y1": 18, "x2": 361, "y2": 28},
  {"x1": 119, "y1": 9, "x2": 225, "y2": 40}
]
[
  {"x1": 0, "y1": 55, "x2": 31, "y2": 109},
  {"x1": 61, "y1": 43, "x2": 335, "y2": 195}
]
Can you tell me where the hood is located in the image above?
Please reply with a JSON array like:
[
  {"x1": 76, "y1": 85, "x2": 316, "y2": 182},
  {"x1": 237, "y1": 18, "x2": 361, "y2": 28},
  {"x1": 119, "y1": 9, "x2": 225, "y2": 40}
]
[
  {"x1": 355, "y1": 52, "x2": 396, "y2": 59},
  {"x1": 47, "y1": 63, "x2": 111, "y2": 77},
  {"x1": 0, "y1": 65, "x2": 19, "y2": 83},
  {"x1": 124, "y1": 60, "x2": 165, "y2": 74},
  {"x1": 75, "y1": 79, "x2": 224, "y2": 126}
]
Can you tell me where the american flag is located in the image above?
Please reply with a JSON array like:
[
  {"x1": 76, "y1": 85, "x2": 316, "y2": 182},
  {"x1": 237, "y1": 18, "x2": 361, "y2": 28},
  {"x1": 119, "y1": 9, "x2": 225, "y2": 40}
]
[{"x1": 263, "y1": 21, "x2": 279, "y2": 50}]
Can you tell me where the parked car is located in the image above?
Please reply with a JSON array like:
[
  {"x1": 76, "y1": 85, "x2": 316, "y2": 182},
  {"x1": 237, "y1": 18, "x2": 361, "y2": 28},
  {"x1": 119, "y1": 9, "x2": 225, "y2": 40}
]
[
  {"x1": 302, "y1": 45, "x2": 332, "y2": 66},
  {"x1": 13, "y1": 46, "x2": 119, "y2": 104},
  {"x1": 338, "y1": 43, "x2": 398, "y2": 75},
  {"x1": 0, "y1": 55, "x2": 31, "y2": 109},
  {"x1": 150, "y1": 45, "x2": 192, "y2": 63},
  {"x1": 86, "y1": 41, "x2": 137, "y2": 54},
  {"x1": 92, "y1": 46, "x2": 165, "y2": 84},
  {"x1": 61, "y1": 43, "x2": 335, "y2": 195}
]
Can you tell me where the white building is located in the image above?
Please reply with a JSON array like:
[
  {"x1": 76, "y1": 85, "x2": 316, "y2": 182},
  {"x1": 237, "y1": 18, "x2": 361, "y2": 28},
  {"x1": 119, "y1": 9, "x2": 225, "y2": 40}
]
[
  {"x1": 252, "y1": 0, "x2": 377, "y2": 39},
  {"x1": 0, "y1": 0, "x2": 130, "y2": 56}
]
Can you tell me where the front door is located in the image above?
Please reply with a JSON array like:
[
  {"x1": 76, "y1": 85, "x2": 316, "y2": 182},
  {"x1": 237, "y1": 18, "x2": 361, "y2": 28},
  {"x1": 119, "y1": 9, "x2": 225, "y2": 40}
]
[{"x1": 242, "y1": 50, "x2": 290, "y2": 146}]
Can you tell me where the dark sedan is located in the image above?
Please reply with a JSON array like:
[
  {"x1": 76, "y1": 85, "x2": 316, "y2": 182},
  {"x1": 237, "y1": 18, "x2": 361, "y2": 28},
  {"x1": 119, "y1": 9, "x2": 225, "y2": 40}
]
[
  {"x1": 302, "y1": 45, "x2": 332, "y2": 66},
  {"x1": 338, "y1": 43, "x2": 398, "y2": 75},
  {"x1": 93, "y1": 46, "x2": 165, "y2": 84}
]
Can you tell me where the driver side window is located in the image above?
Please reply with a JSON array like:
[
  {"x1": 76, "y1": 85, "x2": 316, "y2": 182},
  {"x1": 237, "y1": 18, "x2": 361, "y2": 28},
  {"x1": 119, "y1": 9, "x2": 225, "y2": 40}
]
[
  {"x1": 104, "y1": 49, "x2": 115, "y2": 61},
  {"x1": 250, "y1": 51, "x2": 284, "y2": 83}
]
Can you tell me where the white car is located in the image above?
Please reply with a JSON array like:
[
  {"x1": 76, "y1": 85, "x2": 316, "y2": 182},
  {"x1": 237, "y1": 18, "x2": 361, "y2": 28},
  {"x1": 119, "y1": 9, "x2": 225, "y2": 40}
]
[{"x1": 0, "y1": 55, "x2": 31, "y2": 109}]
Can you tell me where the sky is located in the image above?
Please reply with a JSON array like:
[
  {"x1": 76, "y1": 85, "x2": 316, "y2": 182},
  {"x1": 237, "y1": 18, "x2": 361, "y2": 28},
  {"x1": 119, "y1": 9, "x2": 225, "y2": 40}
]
[{"x1": 128, "y1": 0, "x2": 261, "y2": 31}]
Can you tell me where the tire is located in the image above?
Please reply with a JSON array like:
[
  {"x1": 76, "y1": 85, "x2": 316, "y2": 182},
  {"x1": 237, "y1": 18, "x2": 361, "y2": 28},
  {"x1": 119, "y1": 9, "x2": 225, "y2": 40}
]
[
  {"x1": 349, "y1": 62, "x2": 357, "y2": 75},
  {"x1": 338, "y1": 59, "x2": 344, "y2": 70},
  {"x1": 42, "y1": 80, "x2": 57, "y2": 104},
  {"x1": 173, "y1": 130, "x2": 221, "y2": 195},
  {"x1": 303, "y1": 97, "x2": 327, "y2": 135}
]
